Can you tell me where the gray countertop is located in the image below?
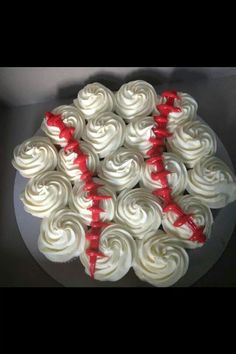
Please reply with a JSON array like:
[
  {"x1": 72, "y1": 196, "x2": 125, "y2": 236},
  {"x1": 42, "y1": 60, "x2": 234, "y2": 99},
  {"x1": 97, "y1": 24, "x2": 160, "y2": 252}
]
[{"x1": 1, "y1": 75, "x2": 236, "y2": 287}]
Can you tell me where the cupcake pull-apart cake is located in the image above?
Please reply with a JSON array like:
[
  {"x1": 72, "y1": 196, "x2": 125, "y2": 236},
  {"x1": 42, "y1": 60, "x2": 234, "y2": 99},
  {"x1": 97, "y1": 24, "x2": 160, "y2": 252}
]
[{"x1": 12, "y1": 81, "x2": 236, "y2": 286}]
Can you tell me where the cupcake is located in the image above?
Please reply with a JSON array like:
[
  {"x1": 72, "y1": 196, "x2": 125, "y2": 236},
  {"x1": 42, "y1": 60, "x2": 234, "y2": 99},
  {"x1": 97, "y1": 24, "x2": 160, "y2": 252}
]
[
  {"x1": 69, "y1": 177, "x2": 116, "y2": 226},
  {"x1": 38, "y1": 208, "x2": 86, "y2": 262},
  {"x1": 80, "y1": 224, "x2": 136, "y2": 281},
  {"x1": 82, "y1": 111, "x2": 126, "y2": 158},
  {"x1": 57, "y1": 141, "x2": 99, "y2": 182},
  {"x1": 114, "y1": 188, "x2": 163, "y2": 239},
  {"x1": 140, "y1": 152, "x2": 188, "y2": 197},
  {"x1": 187, "y1": 156, "x2": 236, "y2": 208},
  {"x1": 21, "y1": 171, "x2": 72, "y2": 218},
  {"x1": 167, "y1": 120, "x2": 217, "y2": 168},
  {"x1": 162, "y1": 195, "x2": 213, "y2": 248},
  {"x1": 98, "y1": 147, "x2": 144, "y2": 191},
  {"x1": 12, "y1": 136, "x2": 58, "y2": 178},
  {"x1": 74, "y1": 82, "x2": 115, "y2": 119},
  {"x1": 124, "y1": 116, "x2": 155, "y2": 157},
  {"x1": 41, "y1": 105, "x2": 85, "y2": 146},
  {"x1": 115, "y1": 80, "x2": 157, "y2": 121},
  {"x1": 133, "y1": 231, "x2": 189, "y2": 287},
  {"x1": 154, "y1": 91, "x2": 198, "y2": 132}
]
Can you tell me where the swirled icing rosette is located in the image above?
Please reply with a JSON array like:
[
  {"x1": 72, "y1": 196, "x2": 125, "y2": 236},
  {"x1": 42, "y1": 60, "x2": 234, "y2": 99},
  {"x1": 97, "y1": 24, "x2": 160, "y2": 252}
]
[
  {"x1": 80, "y1": 224, "x2": 136, "y2": 281},
  {"x1": 124, "y1": 116, "x2": 155, "y2": 157},
  {"x1": 162, "y1": 195, "x2": 213, "y2": 248},
  {"x1": 167, "y1": 120, "x2": 217, "y2": 168},
  {"x1": 57, "y1": 141, "x2": 99, "y2": 182},
  {"x1": 21, "y1": 171, "x2": 72, "y2": 218},
  {"x1": 133, "y1": 231, "x2": 189, "y2": 287},
  {"x1": 186, "y1": 156, "x2": 236, "y2": 208},
  {"x1": 114, "y1": 188, "x2": 163, "y2": 239},
  {"x1": 115, "y1": 80, "x2": 157, "y2": 121},
  {"x1": 82, "y1": 111, "x2": 126, "y2": 158},
  {"x1": 41, "y1": 105, "x2": 85, "y2": 146},
  {"x1": 69, "y1": 177, "x2": 116, "y2": 225},
  {"x1": 12, "y1": 136, "x2": 58, "y2": 178},
  {"x1": 140, "y1": 152, "x2": 187, "y2": 196},
  {"x1": 73, "y1": 82, "x2": 115, "y2": 119},
  {"x1": 154, "y1": 92, "x2": 198, "y2": 132},
  {"x1": 98, "y1": 147, "x2": 144, "y2": 192},
  {"x1": 38, "y1": 208, "x2": 86, "y2": 262}
]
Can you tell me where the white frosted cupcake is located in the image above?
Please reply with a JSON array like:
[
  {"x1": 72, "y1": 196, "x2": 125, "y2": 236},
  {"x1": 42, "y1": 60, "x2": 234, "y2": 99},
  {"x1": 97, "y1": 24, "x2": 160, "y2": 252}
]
[
  {"x1": 38, "y1": 208, "x2": 86, "y2": 262},
  {"x1": 80, "y1": 224, "x2": 136, "y2": 281},
  {"x1": 69, "y1": 177, "x2": 116, "y2": 226},
  {"x1": 21, "y1": 171, "x2": 72, "y2": 218},
  {"x1": 115, "y1": 80, "x2": 157, "y2": 121},
  {"x1": 167, "y1": 120, "x2": 217, "y2": 168},
  {"x1": 82, "y1": 111, "x2": 126, "y2": 158},
  {"x1": 57, "y1": 141, "x2": 99, "y2": 182},
  {"x1": 154, "y1": 92, "x2": 198, "y2": 132},
  {"x1": 41, "y1": 105, "x2": 85, "y2": 146},
  {"x1": 74, "y1": 82, "x2": 115, "y2": 119},
  {"x1": 133, "y1": 231, "x2": 189, "y2": 287},
  {"x1": 187, "y1": 156, "x2": 236, "y2": 208},
  {"x1": 162, "y1": 195, "x2": 213, "y2": 248},
  {"x1": 124, "y1": 116, "x2": 155, "y2": 157},
  {"x1": 114, "y1": 188, "x2": 163, "y2": 239},
  {"x1": 140, "y1": 152, "x2": 187, "y2": 196},
  {"x1": 12, "y1": 136, "x2": 58, "y2": 178},
  {"x1": 98, "y1": 147, "x2": 144, "y2": 192}
]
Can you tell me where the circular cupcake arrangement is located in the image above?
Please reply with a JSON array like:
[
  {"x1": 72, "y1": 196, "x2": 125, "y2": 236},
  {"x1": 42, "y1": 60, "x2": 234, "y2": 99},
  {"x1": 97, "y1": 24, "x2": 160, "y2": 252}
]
[{"x1": 12, "y1": 80, "x2": 236, "y2": 287}]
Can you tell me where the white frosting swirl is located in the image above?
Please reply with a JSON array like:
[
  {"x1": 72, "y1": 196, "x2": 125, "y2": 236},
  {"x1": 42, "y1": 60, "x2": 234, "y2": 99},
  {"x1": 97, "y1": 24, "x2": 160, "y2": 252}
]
[
  {"x1": 98, "y1": 147, "x2": 144, "y2": 191},
  {"x1": 82, "y1": 111, "x2": 126, "y2": 158},
  {"x1": 21, "y1": 171, "x2": 72, "y2": 218},
  {"x1": 80, "y1": 224, "x2": 136, "y2": 281},
  {"x1": 154, "y1": 92, "x2": 198, "y2": 132},
  {"x1": 57, "y1": 141, "x2": 99, "y2": 182},
  {"x1": 12, "y1": 136, "x2": 58, "y2": 178},
  {"x1": 69, "y1": 177, "x2": 116, "y2": 225},
  {"x1": 140, "y1": 152, "x2": 187, "y2": 196},
  {"x1": 133, "y1": 231, "x2": 189, "y2": 287},
  {"x1": 162, "y1": 195, "x2": 213, "y2": 249},
  {"x1": 73, "y1": 82, "x2": 115, "y2": 119},
  {"x1": 114, "y1": 188, "x2": 163, "y2": 239},
  {"x1": 38, "y1": 208, "x2": 86, "y2": 262},
  {"x1": 124, "y1": 116, "x2": 155, "y2": 157},
  {"x1": 41, "y1": 105, "x2": 85, "y2": 146},
  {"x1": 115, "y1": 80, "x2": 157, "y2": 121},
  {"x1": 187, "y1": 156, "x2": 236, "y2": 208},
  {"x1": 167, "y1": 120, "x2": 217, "y2": 168}
]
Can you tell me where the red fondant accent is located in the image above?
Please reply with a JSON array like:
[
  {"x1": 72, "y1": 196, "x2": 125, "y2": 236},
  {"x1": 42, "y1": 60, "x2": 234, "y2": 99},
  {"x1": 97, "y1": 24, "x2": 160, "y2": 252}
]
[
  {"x1": 87, "y1": 194, "x2": 112, "y2": 201},
  {"x1": 161, "y1": 91, "x2": 180, "y2": 100},
  {"x1": 152, "y1": 127, "x2": 172, "y2": 138},
  {"x1": 189, "y1": 226, "x2": 206, "y2": 243},
  {"x1": 64, "y1": 139, "x2": 80, "y2": 153},
  {"x1": 45, "y1": 111, "x2": 112, "y2": 277},
  {"x1": 149, "y1": 136, "x2": 165, "y2": 146},
  {"x1": 151, "y1": 169, "x2": 171, "y2": 182},
  {"x1": 45, "y1": 112, "x2": 65, "y2": 131},
  {"x1": 145, "y1": 91, "x2": 206, "y2": 245},
  {"x1": 80, "y1": 171, "x2": 94, "y2": 181},
  {"x1": 173, "y1": 214, "x2": 193, "y2": 227},
  {"x1": 153, "y1": 115, "x2": 168, "y2": 125},
  {"x1": 152, "y1": 187, "x2": 173, "y2": 205},
  {"x1": 163, "y1": 202, "x2": 183, "y2": 215},
  {"x1": 83, "y1": 180, "x2": 103, "y2": 191},
  {"x1": 59, "y1": 126, "x2": 75, "y2": 140},
  {"x1": 91, "y1": 221, "x2": 111, "y2": 228},
  {"x1": 157, "y1": 104, "x2": 181, "y2": 116}
]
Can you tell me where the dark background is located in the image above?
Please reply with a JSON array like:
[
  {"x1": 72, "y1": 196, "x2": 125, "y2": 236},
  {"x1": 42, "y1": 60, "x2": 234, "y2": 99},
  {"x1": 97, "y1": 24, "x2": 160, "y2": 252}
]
[{"x1": 1, "y1": 67, "x2": 236, "y2": 287}]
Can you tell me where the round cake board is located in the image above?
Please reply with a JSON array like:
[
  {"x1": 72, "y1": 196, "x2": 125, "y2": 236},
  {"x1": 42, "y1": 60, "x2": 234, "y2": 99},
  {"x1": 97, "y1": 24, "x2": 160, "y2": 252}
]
[{"x1": 13, "y1": 121, "x2": 236, "y2": 287}]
